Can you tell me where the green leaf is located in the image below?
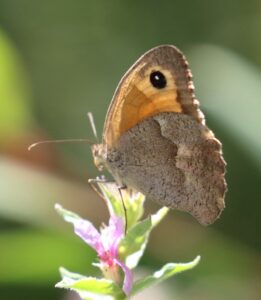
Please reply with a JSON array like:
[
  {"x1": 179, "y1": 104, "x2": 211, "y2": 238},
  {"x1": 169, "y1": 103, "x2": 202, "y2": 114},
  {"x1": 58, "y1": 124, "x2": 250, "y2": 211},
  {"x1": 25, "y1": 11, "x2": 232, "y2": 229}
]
[
  {"x1": 97, "y1": 182, "x2": 145, "y2": 228},
  {"x1": 131, "y1": 256, "x2": 201, "y2": 296},
  {"x1": 123, "y1": 190, "x2": 145, "y2": 229},
  {"x1": 56, "y1": 267, "x2": 126, "y2": 300},
  {"x1": 97, "y1": 182, "x2": 124, "y2": 218},
  {"x1": 119, "y1": 207, "x2": 169, "y2": 269}
]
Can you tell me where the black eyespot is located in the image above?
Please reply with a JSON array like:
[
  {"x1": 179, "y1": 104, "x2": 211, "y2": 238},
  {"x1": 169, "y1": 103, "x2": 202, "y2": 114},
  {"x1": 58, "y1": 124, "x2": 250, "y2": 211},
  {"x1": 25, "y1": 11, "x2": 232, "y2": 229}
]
[{"x1": 150, "y1": 71, "x2": 167, "y2": 89}]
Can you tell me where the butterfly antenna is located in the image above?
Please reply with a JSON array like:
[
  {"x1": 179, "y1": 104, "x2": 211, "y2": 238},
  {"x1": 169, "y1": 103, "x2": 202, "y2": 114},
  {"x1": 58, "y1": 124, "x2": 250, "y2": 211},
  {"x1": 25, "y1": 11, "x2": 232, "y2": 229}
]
[
  {"x1": 28, "y1": 138, "x2": 95, "y2": 151},
  {"x1": 87, "y1": 112, "x2": 99, "y2": 142}
]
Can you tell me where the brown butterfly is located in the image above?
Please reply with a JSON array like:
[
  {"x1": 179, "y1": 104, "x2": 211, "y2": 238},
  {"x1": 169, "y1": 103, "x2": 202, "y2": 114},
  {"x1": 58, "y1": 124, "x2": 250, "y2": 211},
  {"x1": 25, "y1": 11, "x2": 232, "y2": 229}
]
[{"x1": 92, "y1": 45, "x2": 227, "y2": 225}]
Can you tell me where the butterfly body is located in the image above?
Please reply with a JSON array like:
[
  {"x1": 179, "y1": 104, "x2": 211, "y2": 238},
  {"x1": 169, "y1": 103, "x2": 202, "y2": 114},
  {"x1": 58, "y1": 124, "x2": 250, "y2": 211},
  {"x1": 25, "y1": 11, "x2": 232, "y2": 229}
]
[{"x1": 92, "y1": 45, "x2": 226, "y2": 225}]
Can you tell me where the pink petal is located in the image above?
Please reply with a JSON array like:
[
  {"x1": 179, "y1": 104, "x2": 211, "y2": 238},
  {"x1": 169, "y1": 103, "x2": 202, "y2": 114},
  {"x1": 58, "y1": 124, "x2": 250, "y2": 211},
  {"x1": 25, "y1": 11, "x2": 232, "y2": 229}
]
[
  {"x1": 115, "y1": 259, "x2": 133, "y2": 295},
  {"x1": 108, "y1": 216, "x2": 125, "y2": 257},
  {"x1": 100, "y1": 216, "x2": 124, "y2": 257},
  {"x1": 73, "y1": 219, "x2": 103, "y2": 254}
]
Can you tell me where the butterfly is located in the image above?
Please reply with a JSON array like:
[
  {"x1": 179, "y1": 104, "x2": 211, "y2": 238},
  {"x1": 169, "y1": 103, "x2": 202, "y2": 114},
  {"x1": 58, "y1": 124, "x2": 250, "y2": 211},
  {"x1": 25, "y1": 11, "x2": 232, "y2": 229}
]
[{"x1": 92, "y1": 45, "x2": 227, "y2": 225}]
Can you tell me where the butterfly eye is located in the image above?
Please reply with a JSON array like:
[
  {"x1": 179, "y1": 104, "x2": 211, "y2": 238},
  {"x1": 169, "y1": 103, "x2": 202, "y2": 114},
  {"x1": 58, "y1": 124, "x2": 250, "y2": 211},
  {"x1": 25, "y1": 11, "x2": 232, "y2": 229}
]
[{"x1": 150, "y1": 71, "x2": 167, "y2": 89}]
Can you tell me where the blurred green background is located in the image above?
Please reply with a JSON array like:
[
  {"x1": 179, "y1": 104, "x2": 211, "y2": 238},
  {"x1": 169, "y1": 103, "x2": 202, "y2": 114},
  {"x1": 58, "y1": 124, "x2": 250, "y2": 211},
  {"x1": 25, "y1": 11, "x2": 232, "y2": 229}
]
[{"x1": 0, "y1": 1, "x2": 261, "y2": 299}]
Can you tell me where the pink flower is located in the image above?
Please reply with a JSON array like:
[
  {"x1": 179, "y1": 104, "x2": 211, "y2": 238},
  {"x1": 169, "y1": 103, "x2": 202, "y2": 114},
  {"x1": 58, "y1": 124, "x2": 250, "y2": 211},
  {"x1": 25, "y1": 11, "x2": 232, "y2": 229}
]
[{"x1": 72, "y1": 215, "x2": 133, "y2": 295}]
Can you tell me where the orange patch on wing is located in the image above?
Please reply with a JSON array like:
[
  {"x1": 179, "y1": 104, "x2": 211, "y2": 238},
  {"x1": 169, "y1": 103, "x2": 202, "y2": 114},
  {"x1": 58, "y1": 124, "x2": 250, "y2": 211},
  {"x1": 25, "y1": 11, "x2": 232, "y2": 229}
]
[{"x1": 105, "y1": 80, "x2": 182, "y2": 147}]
